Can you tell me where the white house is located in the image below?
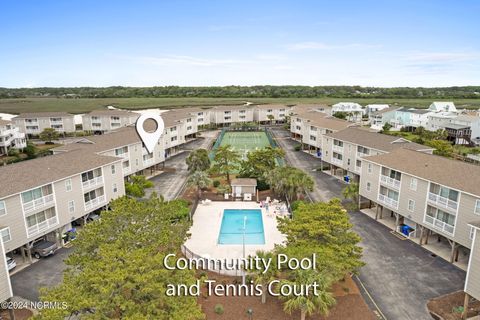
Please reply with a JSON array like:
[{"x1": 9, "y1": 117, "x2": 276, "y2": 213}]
[
  {"x1": 331, "y1": 102, "x2": 364, "y2": 122},
  {"x1": 365, "y1": 104, "x2": 389, "y2": 115}
]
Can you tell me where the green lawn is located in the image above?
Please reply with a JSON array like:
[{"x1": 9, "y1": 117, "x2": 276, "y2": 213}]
[{"x1": 1, "y1": 97, "x2": 479, "y2": 114}]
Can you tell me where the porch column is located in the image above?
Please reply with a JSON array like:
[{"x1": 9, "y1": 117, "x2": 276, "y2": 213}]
[
  {"x1": 449, "y1": 241, "x2": 457, "y2": 263},
  {"x1": 395, "y1": 213, "x2": 400, "y2": 227},
  {"x1": 375, "y1": 205, "x2": 379, "y2": 220},
  {"x1": 462, "y1": 293, "x2": 470, "y2": 320},
  {"x1": 425, "y1": 229, "x2": 430, "y2": 245},
  {"x1": 419, "y1": 226, "x2": 425, "y2": 245}
]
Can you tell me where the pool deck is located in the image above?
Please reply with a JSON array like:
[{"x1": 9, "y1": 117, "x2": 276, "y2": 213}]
[{"x1": 184, "y1": 201, "x2": 286, "y2": 265}]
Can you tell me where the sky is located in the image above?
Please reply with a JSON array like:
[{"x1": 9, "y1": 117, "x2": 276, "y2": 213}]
[{"x1": 0, "y1": 0, "x2": 479, "y2": 88}]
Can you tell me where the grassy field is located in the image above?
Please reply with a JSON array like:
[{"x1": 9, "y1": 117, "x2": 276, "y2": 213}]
[
  {"x1": 1, "y1": 97, "x2": 479, "y2": 115},
  {"x1": 219, "y1": 131, "x2": 271, "y2": 158}
]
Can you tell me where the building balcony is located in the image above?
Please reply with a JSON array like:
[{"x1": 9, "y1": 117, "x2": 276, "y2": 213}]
[
  {"x1": 424, "y1": 215, "x2": 454, "y2": 235},
  {"x1": 332, "y1": 158, "x2": 343, "y2": 166},
  {"x1": 123, "y1": 166, "x2": 131, "y2": 174},
  {"x1": 82, "y1": 176, "x2": 103, "y2": 190},
  {"x1": 23, "y1": 194, "x2": 55, "y2": 214},
  {"x1": 85, "y1": 195, "x2": 106, "y2": 211},
  {"x1": 356, "y1": 152, "x2": 369, "y2": 158},
  {"x1": 427, "y1": 192, "x2": 458, "y2": 211},
  {"x1": 27, "y1": 215, "x2": 59, "y2": 238},
  {"x1": 355, "y1": 166, "x2": 362, "y2": 173},
  {"x1": 380, "y1": 175, "x2": 401, "y2": 190},
  {"x1": 143, "y1": 158, "x2": 154, "y2": 166},
  {"x1": 377, "y1": 194, "x2": 399, "y2": 209},
  {"x1": 332, "y1": 145, "x2": 344, "y2": 153}
]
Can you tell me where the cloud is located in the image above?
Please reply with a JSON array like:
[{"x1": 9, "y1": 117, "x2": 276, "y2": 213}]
[
  {"x1": 286, "y1": 41, "x2": 381, "y2": 51},
  {"x1": 403, "y1": 52, "x2": 479, "y2": 63}
]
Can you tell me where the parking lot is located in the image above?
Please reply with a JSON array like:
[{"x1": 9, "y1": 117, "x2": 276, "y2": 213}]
[{"x1": 272, "y1": 128, "x2": 467, "y2": 320}]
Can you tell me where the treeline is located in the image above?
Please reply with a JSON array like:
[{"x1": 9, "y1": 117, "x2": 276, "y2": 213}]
[{"x1": 1, "y1": 85, "x2": 480, "y2": 99}]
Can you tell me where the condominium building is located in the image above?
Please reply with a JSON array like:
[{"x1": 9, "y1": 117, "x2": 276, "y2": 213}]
[
  {"x1": 359, "y1": 148, "x2": 480, "y2": 265},
  {"x1": 12, "y1": 112, "x2": 76, "y2": 136},
  {"x1": 465, "y1": 222, "x2": 480, "y2": 304},
  {"x1": 331, "y1": 102, "x2": 364, "y2": 122},
  {"x1": 290, "y1": 110, "x2": 351, "y2": 156},
  {"x1": 0, "y1": 119, "x2": 26, "y2": 155},
  {"x1": 253, "y1": 104, "x2": 292, "y2": 124},
  {"x1": 0, "y1": 238, "x2": 12, "y2": 303},
  {"x1": 365, "y1": 104, "x2": 389, "y2": 116},
  {"x1": 209, "y1": 105, "x2": 254, "y2": 125},
  {"x1": 82, "y1": 109, "x2": 140, "y2": 133},
  {"x1": 321, "y1": 127, "x2": 433, "y2": 181}
]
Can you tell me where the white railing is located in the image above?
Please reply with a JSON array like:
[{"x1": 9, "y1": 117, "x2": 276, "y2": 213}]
[
  {"x1": 355, "y1": 166, "x2": 362, "y2": 173},
  {"x1": 143, "y1": 158, "x2": 154, "y2": 166},
  {"x1": 50, "y1": 120, "x2": 63, "y2": 125},
  {"x1": 378, "y1": 194, "x2": 399, "y2": 209},
  {"x1": 333, "y1": 145, "x2": 344, "y2": 152},
  {"x1": 85, "y1": 195, "x2": 106, "y2": 211},
  {"x1": 23, "y1": 194, "x2": 54, "y2": 213},
  {"x1": 27, "y1": 216, "x2": 59, "y2": 237},
  {"x1": 380, "y1": 175, "x2": 401, "y2": 189},
  {"x1": 428, "y1": 192, "x2": 458, "y2": 211},
  {"x1": 332, "y1": 158, "x2": 343, "y2": 166},
  {"x1": 123, "y1": 166, "x2": 131, "y2": 174},
  {"x1": 82, "y1": 176, "x2": 103, "y2": 189},
  {"x1": 424, "y1": 215, "x2": 455, "y2": 235},
  {"x1": 117, "y1": 152, "x2": 129, "y2": 159},
  {"x1": 356, "y1": 152, "x2": 369, "y2": 158}
]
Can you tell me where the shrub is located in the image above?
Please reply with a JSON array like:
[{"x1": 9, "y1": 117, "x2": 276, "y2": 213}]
[
  {"x1": 213, "y1": 180, "x2": 220, "y2": 188},
  {"x1": 294, "y1": 145, "x2": 301, "y2": 151},
  {"x1": 214, "y1": 304, "x2": 224, "y2": 315},
  {"x1": 256, "y1": 179, "x2": 269, "y2": 191},
  {"x1": 7, "y1": 149, "x2": 19, "y2": 157},
  {"x1": 291, "y1": 200, "x2": 306, "y2": 211}
]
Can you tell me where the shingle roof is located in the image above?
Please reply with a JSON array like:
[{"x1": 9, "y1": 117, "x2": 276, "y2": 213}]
[
  {"x1": 363, "y1": 148, "x2": 480, "y2": 197},
  {"x1": 213, "y1": 105, "x2": 253, "y2": 111},
  {"x1": 0, "y1": 119, "x2": 12, "y2": 126},
  {"x1": 254, "y1": 104, "x2": 289, "y2": 110},
  {"x1": 325, "y1": 128, "x2": 432, "y2": 152},
  {"x1": 0, "y1": 150, "x2": 121, "y2": 198},
  {"x1": 294, "y1": 111, "x2": 351, "y2": 131},
  {"x1": 13, "y1": 112, "x2": 73, "y2": 119},
  {"x1": 231, "y1": 178, "x2": 257, "y2": 186},
  {"x1": 469, "y1": 221, "x2": 480, "y2": 229},
  {"x1": 372, "y1": 107, "x2": 401, "y2": 116},
  {"x1": 87, "y1": 109, "x2": 139, "y2": 116}
]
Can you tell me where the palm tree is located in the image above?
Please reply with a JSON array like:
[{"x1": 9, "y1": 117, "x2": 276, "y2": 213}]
[
  {"x1": 187, "y1": 171, "x2": 212, "y2": 201},
  {"x1": 280, "y1": 270, "x2": 335, "y2": 320},
  {"x1": 246, "y1": 250, "x2": 278, "y2": 304},
  {"x1": 265, "y1": 167, "x2": 314, "y2": 201},
  {"x1": 267, "y1": 114, "x2": 275, "y2": 125},
  {"x1": 186, "y1": 148, "x2": 211, "y2": 172},
  {"x1": 342, "y1": 182, "x2": 359, "y2": 211},
  {"x1": 212, "y1": 144, "x2": 240, "y2": 184}
]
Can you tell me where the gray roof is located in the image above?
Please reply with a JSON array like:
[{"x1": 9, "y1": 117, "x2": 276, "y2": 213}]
[
  {"x1": 14, "y1": 112, "x2": 73, "y2": 119},
  {"x1": 0, "y1": 150, "x2": 121, "y2": 198},
  {"x1": 325, "y1": 128, "x2": 431, "y2": 152},
  {"x1": 469, "y1": 221, "x2": 480, "y2": 229},
  {"x1": 363, "y1": 148, "x2": 480, "y2": 197},
  {"x1": 87, "y1": 109, "x2": 139, "y2": 116},
  {"x1": 231, "y1": 178, "x2": 257, "y2": 186},
  {"x1": 294, "y1": 111, "x2": 351, "y2": 131},
  {"x1": 406, "y1": 109, "x2": 431, "y2": 114},
  {"x1": 0, "y1": 119, "x2": 12, "y2": 126}
]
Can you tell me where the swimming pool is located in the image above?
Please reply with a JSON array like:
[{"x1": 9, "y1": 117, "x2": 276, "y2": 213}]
[{"x1": 218, "y1": 209, "x2": 265, "y2": 245}]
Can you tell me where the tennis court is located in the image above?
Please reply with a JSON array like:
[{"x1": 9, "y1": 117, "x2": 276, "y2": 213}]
[{"x1": 218, "y1": 131, "x2": 271, "y2": 159}]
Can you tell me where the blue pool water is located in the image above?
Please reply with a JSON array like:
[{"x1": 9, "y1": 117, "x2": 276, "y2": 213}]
[{"x1": 218, "y1": 209, "x2": 265, "y2": 245}]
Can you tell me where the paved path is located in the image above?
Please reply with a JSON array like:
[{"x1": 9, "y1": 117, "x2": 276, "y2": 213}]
[
  {"x1": 145, "y1": 130, "x2": 219, "y2": 200},
  {"x1": 272, "y1": 127, "x2": 466, "y2": 320}
]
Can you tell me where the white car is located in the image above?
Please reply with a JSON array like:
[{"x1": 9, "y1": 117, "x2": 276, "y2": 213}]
[{"x1": 6, "y1": 256, "x2": 16, "y2": 271}]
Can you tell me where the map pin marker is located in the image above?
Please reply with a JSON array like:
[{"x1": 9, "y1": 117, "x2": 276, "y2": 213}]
[{"x1": 135, "y1": 113, "x2": 165, "y2": 153}]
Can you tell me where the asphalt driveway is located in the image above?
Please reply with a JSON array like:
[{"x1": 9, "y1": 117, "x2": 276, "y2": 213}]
[
  {"x1": 272, "y1": 127, "x2": 467, "y2": 320},
  {"x1": 10, "y1": 247, "x2": 72, "y2": 302}
]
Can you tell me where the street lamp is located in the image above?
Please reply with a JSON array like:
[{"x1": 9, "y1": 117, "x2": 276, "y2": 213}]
[
  {"x1": 242, "y1": 215, "x2": 247, "y2": 285},
  {"x1": 246, "y1": 308, "x2": 253, "y2": 320}
]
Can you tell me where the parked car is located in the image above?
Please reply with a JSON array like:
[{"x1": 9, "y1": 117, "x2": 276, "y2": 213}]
[
  {"x1": 31, "y1": 240, "x2": 58, "y2": 259},
  {"x1": 87, "y1": 213, "x2": 100, "y2": 222},
  {"x1": 6, "y1": 257, "x2": 16, "y2": 271}
]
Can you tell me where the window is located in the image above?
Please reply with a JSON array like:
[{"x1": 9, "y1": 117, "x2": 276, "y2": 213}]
[
  {"x1": 347, "y1": 159, "x2": 351, "y2": 165},
  {"x1": 171, "y1": 136, "x2": 177, "y2": 142},
  {"x1": 136, "y1": 159, "x2": 139, "y2": 166},
  {"x1": 68, "y1": 200, "x2": 75, "y2": 213},
  {"x1": 65, "y1": 179, "x2": 72, "y2": 192},
  {"x1": 115, "y1": 146, "x2": 128, "y2": 156},
  {"x1": 21, "y1": 185, "x2": 53, "y2": 203},
  {"x1": 410, "y1": 178, "x2": 417, "y2": 191},
  {"x1": 310, "y1": 126, "x2": 317, "y2": 131},
  {"x1": 368, "y1": 163, "x2": 372, "y2": 173},
  {"x1": 187, "y1": 126, "x2": 192, "y2": 130},
  {"x1": 111, "y1": 165, "x2": 116, "y2": 174},
  {"x1": 470, "y1": 227, "x2": 476, "y2": 240},
  {"x1": 113, "y1": 183, "x2": 118, "y2": 193},
  {"x1": 366, "y1": 182, "x2": 371, "y2": 191},
  {"x1": 267, "y1": 109, "x2": 273, "y2": 113},
  {"x1": 0, "y1": 201, "x2": 6, "y2": 216},
  {"x1": 187, "y1": 118, "x2": 192, "y2": 122},
  {"x1": 408, "y1": 199, "x2": 415, "y2": 212},
  {"x1": 0, "y1": 227, "x2": 11, "y2": 243},
  {"x1": 475, "y1": 200, "x2": 480, "y2": 215},
  {"x1": 357, "y1": 146, "x2": 369, "y2": 155},
  {"x1": 170, "y1": 127, "x2": 177, "y2": 132},
  {"x1": 310, "y1": 135, "x2": 316, "y2": 141},
  {"x1": 81, "y1": 168, "x2": 102, "y2": 182}
]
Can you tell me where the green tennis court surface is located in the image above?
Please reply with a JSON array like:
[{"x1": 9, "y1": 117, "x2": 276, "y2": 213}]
[{"x1": 219, "y1": 131, "x2": 271, "y2": 159}]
